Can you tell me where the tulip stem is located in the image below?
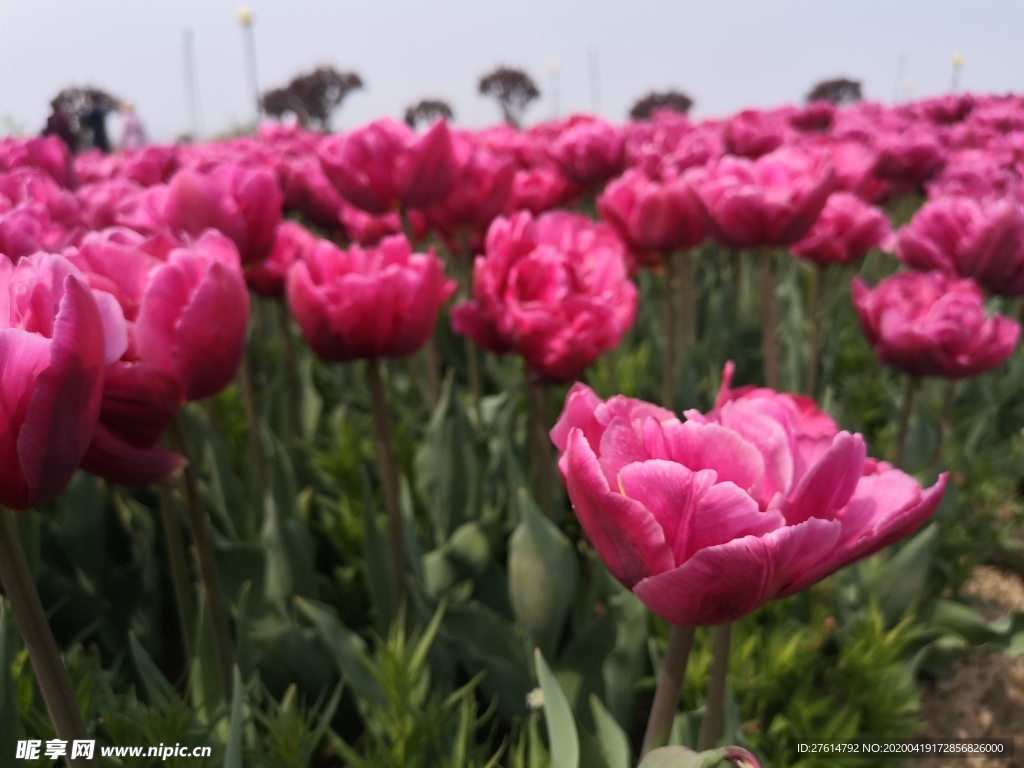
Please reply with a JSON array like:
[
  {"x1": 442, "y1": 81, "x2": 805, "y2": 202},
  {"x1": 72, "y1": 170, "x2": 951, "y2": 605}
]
[
  {"x1": 275, "y1": 299, "x2": 303, "y2": 439},
  {"x1": 640, "y1": 625, "x2": 696, "y2": 759},
  {"x1": 805, "y1": 264, "x2": 826, "y2": 396},
  {"x1": 0, "y1": 505, "x2": 95, "y2": 766},
  {"x1": 238, "y1": 350, "x2": 269, "y2": 497},
  {"x1": 678, "y1": 250, "x2": 697, "y2": 362},
  {"x1": 367, "y1": 358, "x2": 407, "y2": 617},
  {"x1": 662, "y1": 255, "x2": 677, "y2": 410},
  {"x1": 697, "y1": 622, "x2": 733, "y2": 751},
  {"x1": 758, "y1": 250, "x2": 779, "y2": 390},
  {"x1": 157, "y1": 487, "x2": 198, "y2": 661},
  {"x1": 528, "y1": 379, "x2": 555, "y2": 519},
  {"x1": 928, "y1": 380, "x2": 957, "y2": 467},
  {"x1": 169, "y1": 416, "x2": 236, "y2": 700},
  {"x1": 424, "y1": 336, "x2": 441, "y2": 408},
  {"x1": 466, "y1": 339, "x2": 484, "y2": 426},
  {"x1": 894, "y1": 376, "x2": 919, "y2": 469}
]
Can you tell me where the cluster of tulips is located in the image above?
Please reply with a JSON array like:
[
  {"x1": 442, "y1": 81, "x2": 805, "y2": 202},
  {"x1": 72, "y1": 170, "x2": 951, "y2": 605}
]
[{"x1": 2, "y1": 89, "x2": 1023, "y2": 763}]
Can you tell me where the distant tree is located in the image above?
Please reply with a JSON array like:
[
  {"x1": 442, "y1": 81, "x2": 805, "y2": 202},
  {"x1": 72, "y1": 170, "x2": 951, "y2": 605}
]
[
  {"x1": 478, "y1": 66, "x2": 539, "y2": 128},
  {"x1": 806, "y1": 78, "x2": 862, "y2": 105},
  {"x1": 404, "y1": 99, "x2": 454, "y2": 128},
  {"x1": 629, "y1": 90, "x2": 695, "y2": 120},
  {"x1": 261, "y1": 66, "x2": 364, "y2": 130}
]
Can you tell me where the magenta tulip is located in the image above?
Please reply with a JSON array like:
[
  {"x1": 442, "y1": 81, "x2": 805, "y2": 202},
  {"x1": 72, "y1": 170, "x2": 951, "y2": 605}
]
[
  {"x1": 165, "y1": 163, "x2": 283, "y2": 266},
  {"x1": 451, "y1": 211, "x2": 636, "y2": 382},
  {"x1": 506, "y1": 164, "x2": 577, "y2": 215},
  {"x1": 791, "y1": 192, "x2": 893, "y2": 266},
  {"x1": 318, "y1": 118, "x2": 456, "y2": 214},
  {"x1": 547, "y1": 116, "x2": 627, "y2": 188},
  {"x1": 852, "y1": 271, "x2": 1019, "y2": 379},
  {"x1": 597, "y1": 167, "x2": 706, "y2": 266},
  {"x1": 287, "y1": 234, "x2": 455, "y2": 362},
  {"x1": 872, "y1": 126, "x2": 947, "y2": 187},
  {"x1": 686, "y1": 148, "x2": 835, "y2": 249},
  {"x1": 247, "y1": 221, "x2": 319, "y2": 298},
  {"x1": 0, "y1": 253, "x2": 127, "y2": 509},
  {"x1": 549, "y1": 375, "x2": 946, "y2": 626},
  {"x1": 722, "y1": 109, "x2": 788, "y2": 158},
  {"x1": 421, "y1": 132, "x2": 516, "y2": 252},
  {"x1": 896, "y1": 196, "x2": 1024, "y2": 296}
]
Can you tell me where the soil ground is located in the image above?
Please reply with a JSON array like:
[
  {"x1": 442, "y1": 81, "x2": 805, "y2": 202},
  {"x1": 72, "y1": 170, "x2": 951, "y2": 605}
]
[{"x1": 917, "y1": 565, "x2": 1024, "y2": 768}]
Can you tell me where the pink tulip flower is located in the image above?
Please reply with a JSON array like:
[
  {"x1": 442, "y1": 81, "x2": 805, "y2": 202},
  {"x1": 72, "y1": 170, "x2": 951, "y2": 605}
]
[
  {"x1": 597, "y1": 167, "x2": 706, "y2": 266},
  {"x1": 287, "y1": 234, "x2": 455, "y2": 362},
  {"x1": 872, "y1": 126, "x2": 947, "y2": 187},
  {"x1": 723, "y1": 109, "x2": 789, "y2": 158},
  {"x1": 549, "y1": 374, "x2": 946, "y2": 626},
  {"x1": 165, "y1": 163, "x2": 283, "y2": 266},
  {"x1": 318, "y1": 118, "x2": 457, "y2": 214},
  {"x1": 451, "y1": 211, "x2": 636, "y2": 382},
  {"x1": 896, "y1": 196, "x2": 1024, "y2": 296},
  {"x1": 687, "y1": 147, "x2": 835, "y2": 249},
  {"x1": 791, "y1": 192, "x2": 893, "y2": 266},
  {"x1": 1, "y1": 252, "x2": 127, "y2": 509},
  {"x1": 247, "y1": 221, "x2": 319, "y2": 298},
  {"x1": 547, "y1": 116, "x2": 627, "y2": 188},
  {"x1": 852, "y1": 271, "x2": 1019, "y2": 378}
]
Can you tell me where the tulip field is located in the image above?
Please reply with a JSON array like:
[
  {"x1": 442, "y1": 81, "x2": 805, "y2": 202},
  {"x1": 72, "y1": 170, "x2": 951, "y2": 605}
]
[{"x1": 3, "y1": 93, "x2": 1024, "y2": 767}]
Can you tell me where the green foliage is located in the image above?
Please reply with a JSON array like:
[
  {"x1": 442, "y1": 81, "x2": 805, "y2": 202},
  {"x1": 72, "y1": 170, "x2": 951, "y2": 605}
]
[{"x1": 6, "y1": 217, "x2": 1024, "y2": 767}]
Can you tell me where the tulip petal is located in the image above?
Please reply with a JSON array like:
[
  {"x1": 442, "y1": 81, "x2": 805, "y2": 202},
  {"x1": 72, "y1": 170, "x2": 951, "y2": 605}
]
[
  {"x1": 80, "y1": 423, "x2": 186, "y2": 486},
  {"x1": 563, "y1": 428, "x2": 674, "y2": 588}
]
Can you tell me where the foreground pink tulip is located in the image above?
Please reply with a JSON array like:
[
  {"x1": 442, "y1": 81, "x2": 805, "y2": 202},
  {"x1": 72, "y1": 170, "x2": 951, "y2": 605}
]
[
  {"x1": 0, "y1": 253, "x2": 127, "y2": 509},
  {"x1": 852, "y1": 271, "x2": 1019, "y2": 378},
  {"x1": 896, "y1": 196, "x2": 1024, "y2": 296},
  {"x1": 549, "y1": 375, "x2": 946, "y2": 626},
  {"x1": 791, "y1": 192, "x2": 893, "y2": 265},
  {"x1": 597, "y1": 168, "x2": 706, "y2": 267},
  {"x1": 165, "y1": 163, "x2": 283, "y2": 265},
  {"x1": 287, "y1": 234, "x2": 455, "y2": 362},
  {"x1": 687, "y1": 148, "x2": 835, "y2": 248},
  {"x1": 451, "y1": 211, "x2": 636, "y2": 382},
  {"x1": 67, "y1": 228, "x2": 249, "y2": 484},
  {"x1": 318, "y1": 118, "x2": 456, "y2": 214}
]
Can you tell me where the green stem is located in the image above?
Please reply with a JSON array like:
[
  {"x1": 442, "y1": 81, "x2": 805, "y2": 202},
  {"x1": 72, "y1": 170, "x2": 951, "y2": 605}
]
[
  {"x1": 157, "y1": 487, "x2": 197, "y2": 660},
  {"x1": 169, "y1": 416, "x2": 235, "y2": 699},
  {"x1": 894, "y1": 376, "x2": 919, "y2": 469},
  {"x1": 528, "y1": 379, "x2": 554, "y2": 519},
  {"x1": 758, "y1": 250, "x2": 779, "y2": 390},
  {"x1": 677, "y1": 250, "x2": 696, "y2": 362},
  {"x1": 367, "y1": 358, "x2": 407, "y2": 616},
  {"x1": 696, "y1": 623, "x2": 733, "y2": 750},
  {"x1": 275, "y1": 299, "x2": 303, "y2": 439},
  {"x1": 639, "y1": 625, "x2": 697, "y2": 759},
  {"x1": 662, "y1": 255, "x2": 677, "y2": 410},
  {"x1": 238, "y1": 350, "x2": 268, "y2": 497},
  {"x1": 928, "y1": 380, "x2": 957, "y2": 468},
  {"x1": 805, "y1": 264, "x2": 826, "y2": 396},
  {"x1": 0, "y1": 505, "x2": 95, "y2": 767}
]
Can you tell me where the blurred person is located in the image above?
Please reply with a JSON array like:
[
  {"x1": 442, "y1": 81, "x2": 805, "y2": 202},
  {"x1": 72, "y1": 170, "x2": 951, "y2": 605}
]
[
  {"x1": 118, "y1": 101, "x2": 147, "y2": 151},
  {"x1": 84, "y1": 95, "x2": 111, "y2": 153}
]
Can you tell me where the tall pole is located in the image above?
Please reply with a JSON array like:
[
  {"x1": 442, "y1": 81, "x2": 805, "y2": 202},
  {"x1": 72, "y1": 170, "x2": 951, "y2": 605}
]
[
  {"x1": 237, "y1": 6, "x2": 261, "y2": 121},
  {"x1": 950, "y1": 52, "x2": 965, "y2": 92},
  {"x1": 891, "y1": 52, "x2": 906, "y2": 103},
  {"x1": 547, "y1": 59, "x2": 561, "y2": 120},
  {"x1": 588, "y1": 47, "x2": 600, "y2": 115},
  {"x1": 183, "y1": 29, "x2": 201, "y2": 141}
]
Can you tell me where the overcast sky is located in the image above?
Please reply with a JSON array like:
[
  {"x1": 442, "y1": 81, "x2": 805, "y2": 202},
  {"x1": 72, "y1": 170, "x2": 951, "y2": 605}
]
[{"x1": 1, "y1": 0, "x2": 1022, "y2": 142}]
